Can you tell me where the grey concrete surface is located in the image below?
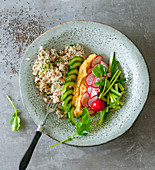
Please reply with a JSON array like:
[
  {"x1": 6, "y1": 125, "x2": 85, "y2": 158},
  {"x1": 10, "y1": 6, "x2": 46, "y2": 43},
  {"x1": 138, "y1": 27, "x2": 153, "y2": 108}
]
[{"x1": 0, "y1": 0, "x2": 155, "y2": 170}]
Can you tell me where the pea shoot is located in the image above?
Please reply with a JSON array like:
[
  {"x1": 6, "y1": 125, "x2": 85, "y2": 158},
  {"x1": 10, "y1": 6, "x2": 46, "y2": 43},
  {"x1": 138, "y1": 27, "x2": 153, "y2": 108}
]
[{"x1": 7, "y1": 96, "x2": 21, "y2": 131}]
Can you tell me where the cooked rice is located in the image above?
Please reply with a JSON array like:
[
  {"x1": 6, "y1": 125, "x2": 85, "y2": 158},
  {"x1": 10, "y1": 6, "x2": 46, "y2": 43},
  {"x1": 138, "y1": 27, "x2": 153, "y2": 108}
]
[{"x1": 32, "y1": 44, "x2": 85, "y2": 119}]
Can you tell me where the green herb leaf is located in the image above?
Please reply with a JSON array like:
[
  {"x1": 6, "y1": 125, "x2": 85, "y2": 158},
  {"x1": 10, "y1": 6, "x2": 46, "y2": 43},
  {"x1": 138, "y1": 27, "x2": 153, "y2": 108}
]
[
  {"x1": 76, "y1": 107, "x2": 90, "y2": 135},
  {"x1": 49, "y1": 107, "x2": 90, "y2": 148},
  {"x1": 94, "y1": 81, "x2": 100, "y2": 86},
  {"x1": 7, "y1": 96, "x2": 21, "y2": 131},
  {"x1": 12, "y1": 112, "x2": 16, "y2": 117},
  {"x1": 92, "y1": 64, "x2": 105, "y2": 78},
  {"x1": 10, "y1": 116, "x2": 20, "y2": 131}
]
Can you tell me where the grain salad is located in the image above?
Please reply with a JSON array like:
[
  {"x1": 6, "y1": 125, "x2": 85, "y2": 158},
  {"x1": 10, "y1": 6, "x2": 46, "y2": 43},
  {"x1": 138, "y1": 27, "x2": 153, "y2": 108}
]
[{"x1": 32, "y1": 44, "x2": 85, "y2": 118}]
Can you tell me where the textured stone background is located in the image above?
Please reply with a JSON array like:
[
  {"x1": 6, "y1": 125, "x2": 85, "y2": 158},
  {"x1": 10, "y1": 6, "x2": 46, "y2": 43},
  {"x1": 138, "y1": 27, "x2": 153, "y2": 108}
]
[{"x1": 0, "y1": 0, "x2": 155, "y2": 170}]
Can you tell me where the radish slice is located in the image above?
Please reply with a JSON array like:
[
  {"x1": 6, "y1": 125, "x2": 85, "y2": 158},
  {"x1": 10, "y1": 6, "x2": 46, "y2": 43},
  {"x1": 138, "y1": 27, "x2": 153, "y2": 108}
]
[
  {"x1": 88, "y1": 108, "x2": 96, "y2": 116},
  {"x1": 87, "y1": 86, "x2": 92, "y2": 94},
  {"x1": 91, "y1": 55, "x2": 102, "y2": 67},
  {"x1": 90, "y1": 87, "x2": 99, "y2": 98},
  {"x1": 80, "y1": 92, "x2": 90, "y2": 108},
  {"x1": 92, "y1": 77, "x2": 100, "y2": 88},
  {"x1": 99, "y1": 61, "x2": 109, "y2": 72},
  {"x1": 87, "y1": 95, "x2": 98, "y2": 107},
  {"x1": 87, "y1": 67, "x2": 93, "y2": 74},
  {"x1": 85, "y1": 72, "x2": 95, "y2": 86}
]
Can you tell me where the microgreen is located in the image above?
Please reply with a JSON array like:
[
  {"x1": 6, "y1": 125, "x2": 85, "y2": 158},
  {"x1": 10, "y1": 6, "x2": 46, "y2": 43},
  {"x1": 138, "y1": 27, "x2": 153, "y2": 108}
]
[
  {"x1": 49, "y1": 107, "x2": 90, "y2": 148},
  {"x1": 7, "y1": 96, "x2": 21, "y2": 131},
  {"x1": 92, "y1": 64, "x2": 105, "y2": 78},
  {"x1": 92, "y1": 64, "x2": 107, "y2": 90}
]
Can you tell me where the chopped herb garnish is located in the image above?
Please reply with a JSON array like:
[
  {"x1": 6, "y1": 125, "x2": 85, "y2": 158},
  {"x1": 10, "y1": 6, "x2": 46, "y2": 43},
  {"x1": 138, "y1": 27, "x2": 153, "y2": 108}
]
[
  {"x1": 47, "y1": 63, "x2": 51, "y2": 69},
  {"x1": 55, "y1": 61, "x2": 60, "y2": 64},
  {"x1": 47, "y1": 84, "x2": 51, "y2": 87},
  {"x1": 54, "y1": 79, "x2": 58, "y2": 83},
  {"x1": 60, "y1": 57, "x2": 64, "y2": 61}
]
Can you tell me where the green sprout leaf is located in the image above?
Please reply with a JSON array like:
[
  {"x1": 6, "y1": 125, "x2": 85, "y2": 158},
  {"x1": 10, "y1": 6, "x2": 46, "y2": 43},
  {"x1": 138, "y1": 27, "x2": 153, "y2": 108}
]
[
  {"x1": 92, "y1": 64, "x2": 105, "y2": 78},
  {"x1": 10, "y1": 116, "x2": 20, "y2": 131},
  {"x1": 49, "y1": 107, "x2": 90, "y2": 148},
  {"x1": 7, "y1": 96, "x2": 21, "y2": 131}
]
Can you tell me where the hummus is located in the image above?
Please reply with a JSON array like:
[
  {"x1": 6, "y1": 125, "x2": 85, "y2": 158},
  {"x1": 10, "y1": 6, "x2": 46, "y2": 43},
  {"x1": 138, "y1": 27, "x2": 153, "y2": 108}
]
[{"x1": 72, "y1": 54, "x2": 97, "y2": 117}]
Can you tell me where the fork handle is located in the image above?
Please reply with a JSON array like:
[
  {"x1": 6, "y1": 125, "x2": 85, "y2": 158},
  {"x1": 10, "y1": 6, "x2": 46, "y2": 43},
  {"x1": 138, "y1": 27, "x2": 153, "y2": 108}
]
[{"x1": 19, "y1": 130, "x2": 42, "y2": 170}]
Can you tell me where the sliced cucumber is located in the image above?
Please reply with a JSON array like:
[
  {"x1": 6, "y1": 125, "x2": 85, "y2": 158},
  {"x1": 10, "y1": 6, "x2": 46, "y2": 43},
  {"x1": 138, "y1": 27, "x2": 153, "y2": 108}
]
[
  {"x1": 61, "y1": 81, "x2": 76, "y2": 91},
  {"x1": 66, "y1": 74, "x2": 77, "y2": 82},
  {"x1": 69, "y1": 56, "x2": 83, "y2": 65},
  {"x1": 67, "y1": 68, "x2": 78, "y2": 76},
  {"x1": 69, "y1": 61, "x2": 82, "y2": 70},
  {"x1": 68, "y1": 106, "x2": 75, "y2": 125},
  {"x1": 61, "y1": 88, "x2": 74, "y2": 100},
  {"x1": 67, "y1": 100, "x2": 72, "y2": 113},
  {"x1": 62, "y1": 94, "x2": 73, "y2": 112}
]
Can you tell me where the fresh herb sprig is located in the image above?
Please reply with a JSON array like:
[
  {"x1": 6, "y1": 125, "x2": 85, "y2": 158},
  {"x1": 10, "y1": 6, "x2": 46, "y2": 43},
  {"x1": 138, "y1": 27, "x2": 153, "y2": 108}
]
[
  {"x1": 92, "y1": 64, "x2": 107, "y2": 91},
  {"x1": 49, "y1": 107, "x2": 90, "y2": 147},
  {"x1": 7, "y1": 96, "x2": 21, "y2": 131}
]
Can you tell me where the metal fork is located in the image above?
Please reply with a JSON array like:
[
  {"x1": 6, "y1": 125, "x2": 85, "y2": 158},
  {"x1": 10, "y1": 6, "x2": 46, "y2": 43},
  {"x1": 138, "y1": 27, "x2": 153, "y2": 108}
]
[{"x1": 19, "y1": 100, "x2": 57, "y2": 170}]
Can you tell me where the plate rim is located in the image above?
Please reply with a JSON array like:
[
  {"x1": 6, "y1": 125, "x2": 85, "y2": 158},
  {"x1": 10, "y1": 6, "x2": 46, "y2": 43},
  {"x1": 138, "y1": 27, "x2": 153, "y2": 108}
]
[{"x1": 19, "y1": 20, "x2": 150, "y2": 147}]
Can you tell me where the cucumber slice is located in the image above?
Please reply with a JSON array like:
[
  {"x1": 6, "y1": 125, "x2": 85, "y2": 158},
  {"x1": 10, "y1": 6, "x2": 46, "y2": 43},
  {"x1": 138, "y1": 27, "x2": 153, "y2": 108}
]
[
  {"x1": 66, "y1": 74, "x2": 77, "y2": 82},
  {"x1": 62, "y1": 94, "x2": 73, "y2": 112},
  {"x1": 67, "y1": 100, "x2": 72, "y2": 113},
  {"x1": 69, "y1": 56, "x2": 83, "y2": 65},
  {"x1": 61, "y1": 81, "x2": 76, "y2": 91},
  {"x1": 69, "y1": 61, "x2": 82, "y2": 69},
  {"x1": 68, "y1": 106, "x2": 75, "y2": 125},
  {"x1": 67, "y1": 69, "x2": 78, "y2": 76},
  {"x1": 61, "y1": 88, "x2": 74, "y2": 100}
]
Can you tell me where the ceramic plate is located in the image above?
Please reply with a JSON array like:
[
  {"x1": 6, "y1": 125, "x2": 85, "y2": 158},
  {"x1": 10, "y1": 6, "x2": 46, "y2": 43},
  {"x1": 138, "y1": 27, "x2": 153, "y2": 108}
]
[{"x1": 19, "y1": 21, "x2": 149, "y2": 146}]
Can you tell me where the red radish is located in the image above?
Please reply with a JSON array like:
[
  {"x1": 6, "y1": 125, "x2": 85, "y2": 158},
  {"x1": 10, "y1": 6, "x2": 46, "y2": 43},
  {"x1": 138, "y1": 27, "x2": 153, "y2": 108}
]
[
  {"x1": 85, "y1": 72, "x2": 95, "y2": 86},
  {"x1": 88, "y1": 108, "x2": 96, "y2": 116},
  {"x1": 87, "y1": 95, "x2": 98, "y2": 107},
  {"x1": 87, "y1": 86, "x2": 92, "y2": 94},
  {"x1": 91, "y1": 55, "x2": 102, "y2": 67},
  {"x1": 99, "y1": 61, "x2": 109, "y2": 72},
  {"x1": 91, "y1": 98, "x2": 105, "y2": 112},
  {"x1": 80, "y1": 92, "x2": 90, "y2": 108},
  {"x1": 87, "y1": 67, "x2": 93, "y2": 74},
  {"x1": 90, "y1": 87, "x2": 99, "y2": 97}
]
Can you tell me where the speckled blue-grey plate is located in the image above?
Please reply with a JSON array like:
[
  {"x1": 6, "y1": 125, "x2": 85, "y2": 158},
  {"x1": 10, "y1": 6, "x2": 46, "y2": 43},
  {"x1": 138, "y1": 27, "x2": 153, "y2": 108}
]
[{"x1": 19, "y1": 21, "x2": 149, "y2": 146}]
